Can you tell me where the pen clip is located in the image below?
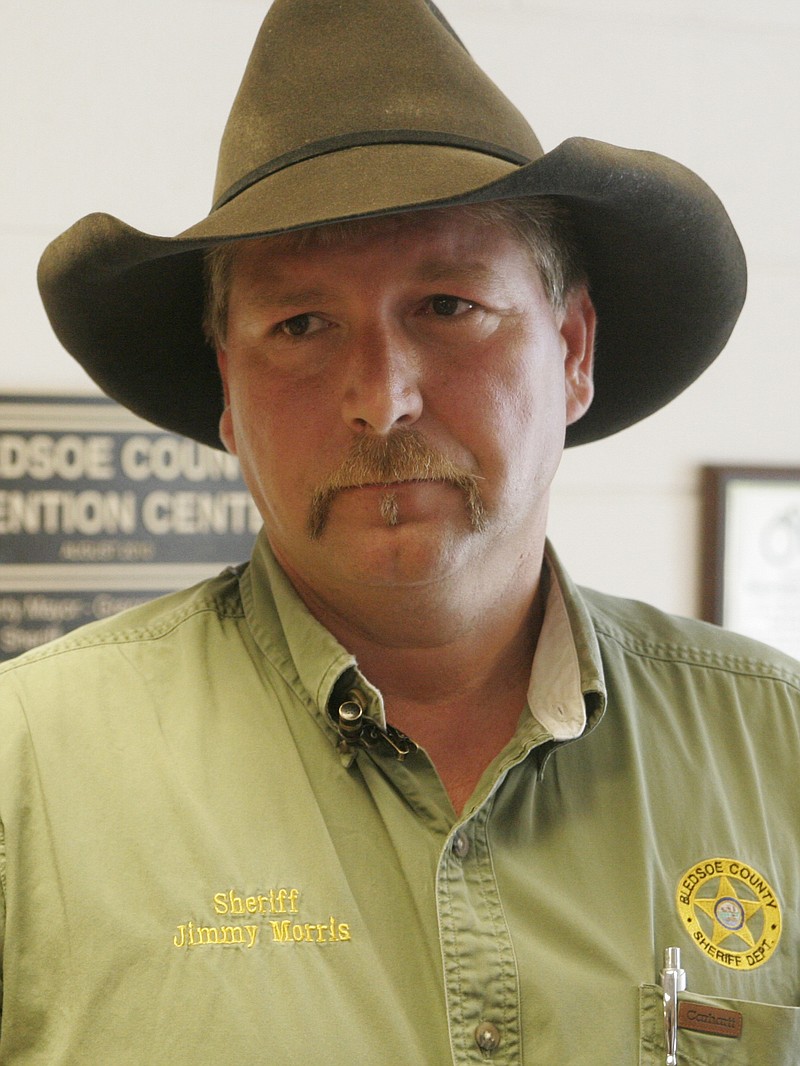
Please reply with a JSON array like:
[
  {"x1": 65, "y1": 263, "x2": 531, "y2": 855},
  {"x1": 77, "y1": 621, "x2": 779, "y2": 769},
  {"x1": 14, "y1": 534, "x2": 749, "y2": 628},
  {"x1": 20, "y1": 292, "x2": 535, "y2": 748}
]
[{"x1": 660, "y1": 946, "x2": 686, "y2": 1066}]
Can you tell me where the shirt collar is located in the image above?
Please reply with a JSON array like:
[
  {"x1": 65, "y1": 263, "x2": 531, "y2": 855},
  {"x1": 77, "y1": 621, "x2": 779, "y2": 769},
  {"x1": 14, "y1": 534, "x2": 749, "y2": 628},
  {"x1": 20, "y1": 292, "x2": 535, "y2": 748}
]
[
  {"x1": 240, "y1": 531, "x2": 356, "y2": 718},
  {"x1": 526, "y1": 554, "x2": 585, "y2": 739},
  {"x1": 539, "y1": 541, "x2": 607, "y2": 736}
]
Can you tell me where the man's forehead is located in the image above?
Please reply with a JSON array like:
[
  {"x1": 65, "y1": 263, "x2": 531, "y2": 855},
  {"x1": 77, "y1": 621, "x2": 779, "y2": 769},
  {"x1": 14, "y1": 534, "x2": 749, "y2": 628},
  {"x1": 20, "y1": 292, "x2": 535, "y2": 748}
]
[{"x1": 229, "y1": 204, "x2": 527, "y2": 278}]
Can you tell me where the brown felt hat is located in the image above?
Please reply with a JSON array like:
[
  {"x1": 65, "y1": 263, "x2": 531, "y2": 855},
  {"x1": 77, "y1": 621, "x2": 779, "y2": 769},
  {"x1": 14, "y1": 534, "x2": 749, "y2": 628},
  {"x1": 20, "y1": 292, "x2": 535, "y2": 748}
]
[{"x1": 37, "y1": 0, "x2": 746, "y2": 449}]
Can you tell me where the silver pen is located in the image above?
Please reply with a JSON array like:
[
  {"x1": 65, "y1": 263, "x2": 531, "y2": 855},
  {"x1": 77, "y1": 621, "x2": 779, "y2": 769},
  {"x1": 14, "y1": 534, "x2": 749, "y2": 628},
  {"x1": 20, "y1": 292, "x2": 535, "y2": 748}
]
[{"x1": 660, "y1": 946, "x2": 686, "y2": 1066}]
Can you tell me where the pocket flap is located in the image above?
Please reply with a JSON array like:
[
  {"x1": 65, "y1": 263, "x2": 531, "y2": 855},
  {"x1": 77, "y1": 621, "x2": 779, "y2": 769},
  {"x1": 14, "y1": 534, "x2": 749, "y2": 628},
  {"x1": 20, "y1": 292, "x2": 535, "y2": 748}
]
[{"x1": 639, "y1": 983, "x2": 800, "y2": 1065}]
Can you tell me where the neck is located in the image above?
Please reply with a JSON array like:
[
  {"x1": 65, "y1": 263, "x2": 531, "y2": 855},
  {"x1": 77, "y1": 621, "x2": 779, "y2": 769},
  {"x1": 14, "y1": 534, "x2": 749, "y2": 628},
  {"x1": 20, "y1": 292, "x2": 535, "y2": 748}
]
[{"x1": 277, "y1": 540, "x2": 548, "y2": 812}]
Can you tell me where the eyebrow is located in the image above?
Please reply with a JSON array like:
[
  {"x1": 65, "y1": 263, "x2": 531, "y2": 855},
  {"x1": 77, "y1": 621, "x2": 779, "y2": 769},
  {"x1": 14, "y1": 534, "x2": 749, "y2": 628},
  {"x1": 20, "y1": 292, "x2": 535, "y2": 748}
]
[
  {"x1": 413, "y1": 260, "x2": 498, "y2": 286},
  {"x1": 239, "y1": 258, "x2": 501, "y2": 308},
  {"x1": 243, "y1": 285, "x2": 330, "y2": 309}
]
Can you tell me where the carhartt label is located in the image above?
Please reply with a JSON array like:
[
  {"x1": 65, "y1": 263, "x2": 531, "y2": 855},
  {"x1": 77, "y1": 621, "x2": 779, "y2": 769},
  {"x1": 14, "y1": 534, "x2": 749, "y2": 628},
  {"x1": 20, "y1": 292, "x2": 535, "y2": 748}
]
[
  {"x1": 172, "y1": 886, "x2": 352, "y2": 950},
  {"x1": 678, "y1": 1001, "x2": 743, "y2": 1038}
]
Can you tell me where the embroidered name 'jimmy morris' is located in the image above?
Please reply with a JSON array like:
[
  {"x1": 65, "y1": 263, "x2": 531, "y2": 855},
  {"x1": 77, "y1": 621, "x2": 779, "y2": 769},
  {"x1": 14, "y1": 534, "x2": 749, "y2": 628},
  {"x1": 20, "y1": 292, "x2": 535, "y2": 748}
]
[{"x1": 171, "y1": 886, "x2": 352, "y2": 949}]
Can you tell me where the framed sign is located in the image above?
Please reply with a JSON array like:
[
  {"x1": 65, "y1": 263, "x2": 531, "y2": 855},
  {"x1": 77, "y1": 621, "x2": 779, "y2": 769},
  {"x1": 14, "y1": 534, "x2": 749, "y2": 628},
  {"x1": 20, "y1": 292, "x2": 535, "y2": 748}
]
[
  {"x1": 701, "y1": 466, "x2": 800, "y2": 660},
  {"x1": 0, "y1": 395, "x2": 261, "y2": 661}
]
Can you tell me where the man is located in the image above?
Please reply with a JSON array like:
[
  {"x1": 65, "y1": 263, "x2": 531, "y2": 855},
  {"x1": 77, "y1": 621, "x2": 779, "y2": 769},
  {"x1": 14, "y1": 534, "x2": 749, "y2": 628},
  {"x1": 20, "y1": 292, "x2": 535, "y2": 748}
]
[{"x1": 2, "y1": 1, "x2": 798, "y2": 1063}]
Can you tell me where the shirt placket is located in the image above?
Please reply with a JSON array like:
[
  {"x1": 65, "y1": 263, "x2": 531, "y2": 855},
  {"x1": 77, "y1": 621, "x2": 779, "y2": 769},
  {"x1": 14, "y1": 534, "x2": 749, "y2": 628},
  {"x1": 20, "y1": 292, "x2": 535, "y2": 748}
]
[{"x1": 438, "y1": 796, "x2": 521, "y2": 1065}]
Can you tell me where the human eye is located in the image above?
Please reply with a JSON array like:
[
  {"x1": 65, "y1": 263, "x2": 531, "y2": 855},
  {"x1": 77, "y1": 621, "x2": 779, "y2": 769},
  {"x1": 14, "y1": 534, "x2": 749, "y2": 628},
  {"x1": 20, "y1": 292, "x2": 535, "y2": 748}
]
[
  {"x1": 425, "y1": 294, "x2": 476, "y2": 317},
  {"x1": 274, "y1": 312, "x2": 329, "y2": 338}
]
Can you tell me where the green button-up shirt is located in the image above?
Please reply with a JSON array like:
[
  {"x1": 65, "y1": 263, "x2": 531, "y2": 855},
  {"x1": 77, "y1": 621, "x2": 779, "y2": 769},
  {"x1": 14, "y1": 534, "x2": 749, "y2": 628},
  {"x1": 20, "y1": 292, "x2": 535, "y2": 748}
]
[{"x1": 0, "y1": 534, "x2": 798, "y2": 1063}]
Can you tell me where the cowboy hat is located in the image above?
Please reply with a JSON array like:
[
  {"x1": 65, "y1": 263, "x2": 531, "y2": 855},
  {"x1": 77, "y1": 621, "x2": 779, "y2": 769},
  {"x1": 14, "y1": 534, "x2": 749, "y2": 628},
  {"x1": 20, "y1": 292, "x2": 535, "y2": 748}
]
[{"x1": 37, "y1": 0, "x2": 746, "y2": 449}]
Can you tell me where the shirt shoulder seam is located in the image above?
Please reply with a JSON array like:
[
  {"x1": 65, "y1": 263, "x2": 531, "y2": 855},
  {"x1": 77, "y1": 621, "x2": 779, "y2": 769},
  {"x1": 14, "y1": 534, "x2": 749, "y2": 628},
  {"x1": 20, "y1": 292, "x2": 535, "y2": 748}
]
[
  {"x1": 592, "y1": 619, "x2": 800, "y2": 693},
  {"x1": 0, "y1": 595, "x2": 245, "y2": 675}
]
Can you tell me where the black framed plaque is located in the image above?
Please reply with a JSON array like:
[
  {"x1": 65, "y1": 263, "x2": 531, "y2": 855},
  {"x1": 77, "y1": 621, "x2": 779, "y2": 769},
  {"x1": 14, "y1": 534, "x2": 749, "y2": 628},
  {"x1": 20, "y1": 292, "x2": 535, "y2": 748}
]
[{"x1": 0, "y1": 395, "x2": 261, "y2": 660}]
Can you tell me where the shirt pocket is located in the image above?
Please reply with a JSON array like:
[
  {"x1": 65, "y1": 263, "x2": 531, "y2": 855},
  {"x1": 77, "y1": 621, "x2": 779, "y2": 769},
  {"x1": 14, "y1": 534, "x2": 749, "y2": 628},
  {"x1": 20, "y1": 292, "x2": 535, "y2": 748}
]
[{"x1": 639, "y1": 983, "x2": 800, "y2": 1065}]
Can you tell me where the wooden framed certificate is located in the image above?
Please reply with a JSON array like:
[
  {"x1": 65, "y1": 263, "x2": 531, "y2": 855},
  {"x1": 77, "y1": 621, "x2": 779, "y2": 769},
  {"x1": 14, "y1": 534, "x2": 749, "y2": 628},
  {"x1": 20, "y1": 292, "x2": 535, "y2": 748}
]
[{"x1": 702, "y1": 466, "x2": 800, "y2": 660}]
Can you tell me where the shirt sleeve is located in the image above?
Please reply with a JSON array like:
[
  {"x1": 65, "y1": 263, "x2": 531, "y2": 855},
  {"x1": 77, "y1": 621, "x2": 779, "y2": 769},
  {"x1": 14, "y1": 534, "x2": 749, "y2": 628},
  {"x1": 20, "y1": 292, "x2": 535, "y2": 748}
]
[{"x1": 0, "y1": 814, "x2": 5, "y2": 1019}]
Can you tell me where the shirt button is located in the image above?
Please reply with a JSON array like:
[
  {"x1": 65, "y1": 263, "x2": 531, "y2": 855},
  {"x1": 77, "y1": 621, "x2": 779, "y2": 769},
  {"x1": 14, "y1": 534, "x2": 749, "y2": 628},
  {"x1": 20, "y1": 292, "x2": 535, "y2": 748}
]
[
  {"x1": 475, "y1": 1021, "x2": 502, "y2": 1052},
  {"x1": 451, "y1": 829, "x2": 470, "y2": 860}
]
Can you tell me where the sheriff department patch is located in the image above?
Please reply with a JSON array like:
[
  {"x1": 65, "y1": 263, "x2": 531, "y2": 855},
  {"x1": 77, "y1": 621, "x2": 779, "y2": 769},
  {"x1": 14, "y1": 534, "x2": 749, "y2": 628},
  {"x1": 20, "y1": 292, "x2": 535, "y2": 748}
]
[{"x1": 676, "y1": 858, "x2": 781, "y2": 970}]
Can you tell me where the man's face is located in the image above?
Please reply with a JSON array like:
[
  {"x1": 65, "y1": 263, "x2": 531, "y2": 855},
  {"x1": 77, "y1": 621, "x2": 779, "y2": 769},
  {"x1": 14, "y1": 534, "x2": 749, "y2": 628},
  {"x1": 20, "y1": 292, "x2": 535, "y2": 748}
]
[{"x1": 217, "y1": 207, "x2": 594, "y2": 602}]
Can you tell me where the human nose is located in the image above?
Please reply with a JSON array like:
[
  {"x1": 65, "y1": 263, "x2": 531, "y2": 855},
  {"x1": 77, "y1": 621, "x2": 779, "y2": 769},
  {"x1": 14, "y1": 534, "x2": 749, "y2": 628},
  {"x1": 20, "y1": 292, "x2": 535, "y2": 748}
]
[{"x1": 341, "y1": 325, "x2": 423, "y2": 434}]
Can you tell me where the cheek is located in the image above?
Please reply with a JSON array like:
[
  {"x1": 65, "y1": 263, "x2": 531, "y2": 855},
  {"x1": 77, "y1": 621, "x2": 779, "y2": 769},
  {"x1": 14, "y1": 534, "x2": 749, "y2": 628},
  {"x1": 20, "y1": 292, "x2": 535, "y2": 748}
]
[
  {"x1": 225, "y1": 370, "x2": 336, "y2": 503},
  {"x1": 227, "y1": 406, "x2": 309, "y2": 536},
  {"x1": 475, "y1": 343, "x2": 566, "y2": 435},
  {"x1": 468, "y1": 351, "x2": 568, "y2": 489}
]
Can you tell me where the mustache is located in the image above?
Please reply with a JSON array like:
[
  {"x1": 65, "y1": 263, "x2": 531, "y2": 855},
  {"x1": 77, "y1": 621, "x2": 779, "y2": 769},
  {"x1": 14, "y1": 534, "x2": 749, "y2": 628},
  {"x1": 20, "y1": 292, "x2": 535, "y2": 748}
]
[{"x1": 307, "y1": 429, "x2": 486, "y2": 538}]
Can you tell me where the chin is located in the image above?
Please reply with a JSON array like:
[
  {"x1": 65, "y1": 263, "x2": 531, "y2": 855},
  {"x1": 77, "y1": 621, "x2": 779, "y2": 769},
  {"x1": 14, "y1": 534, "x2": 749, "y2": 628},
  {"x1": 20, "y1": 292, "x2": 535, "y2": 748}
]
[{"x1": 329, "y1": 520, "x2": 484, "y2": 588}]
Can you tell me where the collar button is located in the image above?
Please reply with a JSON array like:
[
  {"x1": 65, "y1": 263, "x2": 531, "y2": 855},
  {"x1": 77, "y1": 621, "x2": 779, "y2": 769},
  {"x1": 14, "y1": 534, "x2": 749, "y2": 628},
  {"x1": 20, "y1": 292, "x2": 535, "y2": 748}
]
[{"x1": 451, "y1": 829, "x2": 470, "y2": 860}]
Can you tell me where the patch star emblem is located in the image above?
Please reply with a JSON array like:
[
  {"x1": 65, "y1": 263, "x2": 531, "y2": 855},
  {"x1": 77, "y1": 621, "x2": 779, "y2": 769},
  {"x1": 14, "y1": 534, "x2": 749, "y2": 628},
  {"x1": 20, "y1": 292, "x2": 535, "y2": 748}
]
[{"x1": 676, "y1": 858, "x2": 782, "y2": 971}]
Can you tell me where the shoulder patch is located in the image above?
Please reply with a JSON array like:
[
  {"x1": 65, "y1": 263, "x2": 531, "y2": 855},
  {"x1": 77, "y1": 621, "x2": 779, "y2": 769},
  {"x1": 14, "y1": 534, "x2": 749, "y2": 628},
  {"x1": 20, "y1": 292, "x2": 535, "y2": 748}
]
[{"x1": 676, "y1": 857, "x2": 781, "y2": 970}]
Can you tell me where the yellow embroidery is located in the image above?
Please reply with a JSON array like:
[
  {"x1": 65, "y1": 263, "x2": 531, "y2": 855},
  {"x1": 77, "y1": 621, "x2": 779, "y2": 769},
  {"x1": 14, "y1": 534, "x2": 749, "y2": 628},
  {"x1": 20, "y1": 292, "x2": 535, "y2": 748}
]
[
  {"x1": 213, "y1": 888, "x2": 300, "y2": 915},
  {"x1": 173, "y1": 921, "x2": 259, "y2": 949},
  {"x1": 676, "y1": 858, "x2": 781, "y2": 970},
  {"x1": 172, "y1": 886, "x2": 352, "y2": 950},
  {"x1": 268, "y1": 917, "x2": 351, "y2": 944}
]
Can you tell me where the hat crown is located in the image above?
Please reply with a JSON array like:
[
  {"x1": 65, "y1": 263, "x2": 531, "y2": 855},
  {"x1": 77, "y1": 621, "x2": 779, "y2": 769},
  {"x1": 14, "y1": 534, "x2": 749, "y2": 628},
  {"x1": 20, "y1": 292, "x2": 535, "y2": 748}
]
[
  {"x1": 37, "y1": 0, "x2": 747, "y2": 451},
  {"x1": 213, "y1": 0, "x2": 543, "y2": 207}
]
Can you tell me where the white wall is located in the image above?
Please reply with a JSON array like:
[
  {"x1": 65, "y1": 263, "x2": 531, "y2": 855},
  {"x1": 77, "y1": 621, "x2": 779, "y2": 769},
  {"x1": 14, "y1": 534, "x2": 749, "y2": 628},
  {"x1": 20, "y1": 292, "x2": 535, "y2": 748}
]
[{"x1": 3, "y1": 0, "x2": 798, "y2": 618}]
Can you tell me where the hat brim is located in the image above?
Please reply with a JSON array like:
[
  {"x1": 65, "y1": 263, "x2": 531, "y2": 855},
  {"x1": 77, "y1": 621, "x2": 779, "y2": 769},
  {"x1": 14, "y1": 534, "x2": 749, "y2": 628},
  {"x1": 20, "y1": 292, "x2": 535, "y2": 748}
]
[{"x1": 37, "y1": 136, "x2": 746, "y2": 449}]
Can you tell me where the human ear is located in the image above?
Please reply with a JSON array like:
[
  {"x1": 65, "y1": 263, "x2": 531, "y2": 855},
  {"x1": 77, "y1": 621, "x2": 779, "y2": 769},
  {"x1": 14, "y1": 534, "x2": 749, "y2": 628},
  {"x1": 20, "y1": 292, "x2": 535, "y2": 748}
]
[
  {"x1": 560, "y1": 286, "x2": 596, "y2": 425},
  {"x1": 216, "y1": 347, "x2": 238, "y2": 456}
]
